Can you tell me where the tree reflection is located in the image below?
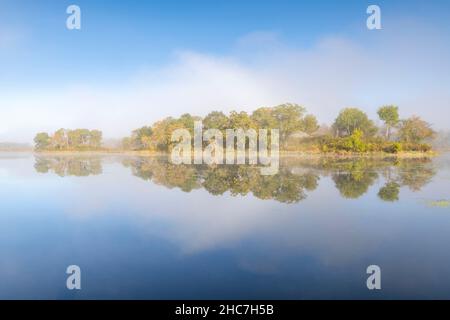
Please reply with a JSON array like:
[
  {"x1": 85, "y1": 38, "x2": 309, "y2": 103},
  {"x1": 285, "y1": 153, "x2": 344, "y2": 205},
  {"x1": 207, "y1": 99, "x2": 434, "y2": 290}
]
[
  {"x1": 123, "y1": 157, "x2": 320, "y2": 204},
  {"x1": 333, "y1": 171, "x2": 378, "y2": 199},
  {"x1": 34, "y1": 156, "x2": 102, "y2": 177},
  {"x1": 295, "y1": 158, "x2": 383, "y2": 199},
  {"x1": 396, "y1": 158, "x2": 436, "y2": 192},
  {"x1": 33, "y1": 155, "x2": 437, "y2": 203},
  {"x1": 377, "y1": 158, "x2": 435, "y2": 202},
  {"x1": 282, "y1": 157, "x2": 436, "y2": 201},
  {"x1": 123, "y1": 158, "x2": 201, "y2": 192},
  {"x1": 331, "y1": 161, "x2": 379, "y2": 199},
  {"x1": 378, "y1": 182, "x2": 401, "y2": 202}
]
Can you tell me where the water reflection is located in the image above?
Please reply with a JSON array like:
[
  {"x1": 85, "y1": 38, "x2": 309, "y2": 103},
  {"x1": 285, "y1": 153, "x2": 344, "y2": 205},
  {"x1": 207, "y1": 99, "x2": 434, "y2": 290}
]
[
  {"x1": 295, "y1": 157, "x2": 436, "y2": 201},
  {"x1": 123, "y1": 157, "x2": 319, "y2": 203},
  {"x1": 34, "y1": 155, "x2": 436, "y2": 203},
  {"x1": 34, "y1": 155, "x2": 103, "y2": 177},
  {"x1": 1, "y1": 153, "x2": 448, "y2": 299}
]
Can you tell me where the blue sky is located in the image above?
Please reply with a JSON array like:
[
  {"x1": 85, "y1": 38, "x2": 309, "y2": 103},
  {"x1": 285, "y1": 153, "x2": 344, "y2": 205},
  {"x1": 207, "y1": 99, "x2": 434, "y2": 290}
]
[
  {"x1": 1, "y1": 0, "x2": 449, "y2": 86},
  {"x1": 1, "y1": 0, "x2": 450, "y2": 141}
]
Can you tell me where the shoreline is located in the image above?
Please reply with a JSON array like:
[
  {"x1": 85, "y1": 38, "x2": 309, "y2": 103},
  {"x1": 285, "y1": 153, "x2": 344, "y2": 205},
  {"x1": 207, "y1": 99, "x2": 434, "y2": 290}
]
[{"x1": 22, "y1": 150, "x2": 439, "y2": 158}]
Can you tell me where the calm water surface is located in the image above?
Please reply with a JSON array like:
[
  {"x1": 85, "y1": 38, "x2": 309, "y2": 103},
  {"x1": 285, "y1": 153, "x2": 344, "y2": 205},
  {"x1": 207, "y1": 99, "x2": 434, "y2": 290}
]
[{"x1": 1, "y1": 152, "x2": 450, "y2": 299}]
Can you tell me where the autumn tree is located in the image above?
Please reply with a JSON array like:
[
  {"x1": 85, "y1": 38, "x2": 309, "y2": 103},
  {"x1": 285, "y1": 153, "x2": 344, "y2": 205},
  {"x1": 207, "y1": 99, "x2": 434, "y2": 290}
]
[
  {"x1": 130, "y1": 126, "x2": 153, "y2": 150},
  {"x1": 399, "y1": 116, "x2": 435, "y2": 143},
  {"x1": 151, "y1": 117, "x2": 189, "y2": 151}
]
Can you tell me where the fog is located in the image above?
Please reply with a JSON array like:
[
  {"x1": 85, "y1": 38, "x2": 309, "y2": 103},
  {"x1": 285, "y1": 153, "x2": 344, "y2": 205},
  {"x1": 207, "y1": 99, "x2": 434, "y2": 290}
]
[{"x1": 1, "y1": 20, "x2": 449, "y2": 143}]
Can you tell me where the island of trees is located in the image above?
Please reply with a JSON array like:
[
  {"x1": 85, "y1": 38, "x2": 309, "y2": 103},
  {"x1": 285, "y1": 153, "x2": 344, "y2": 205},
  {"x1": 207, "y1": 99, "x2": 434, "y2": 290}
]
[
  {"x1": 34, "y1": 104, "x2": 437, "y2": 154},
  {"x1": 34, "y1": 129, "x2": 102, "y2": 151}
]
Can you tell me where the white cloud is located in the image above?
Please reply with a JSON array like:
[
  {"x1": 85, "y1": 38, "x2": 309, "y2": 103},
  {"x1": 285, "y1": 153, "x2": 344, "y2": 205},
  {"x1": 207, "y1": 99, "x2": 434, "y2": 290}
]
[{"x1": 1, "y1": 21, "x2": 449, "y2": 142}]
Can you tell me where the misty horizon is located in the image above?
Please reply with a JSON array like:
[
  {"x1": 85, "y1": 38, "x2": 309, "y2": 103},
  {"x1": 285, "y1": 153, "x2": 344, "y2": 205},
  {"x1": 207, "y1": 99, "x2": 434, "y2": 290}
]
[
  {"x1": 1, "y1": 1, "x2": 450, "y2": 143},
  {"x1": 3, "y1": 0, "x2": 450, "y2": 305}
]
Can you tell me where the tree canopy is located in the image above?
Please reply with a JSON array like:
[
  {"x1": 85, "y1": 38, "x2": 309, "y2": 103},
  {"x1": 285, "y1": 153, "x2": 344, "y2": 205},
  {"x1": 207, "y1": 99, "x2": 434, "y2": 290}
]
[
  {"x1": 121, "y1": 103, "x2": 321, "y2": 151},
  {"x1": 333, "y1": 108, "x2": 377, "y2": 138},
  {"x1": 34, "y1": 103, "x2": 436, "y2": 154},
  {"x1": 34, "y1": 129, "x2": 103, "y2": 151},
  {"x1": 399, "y1": 116, "x2": 435, "y2": 143},
  {"x1": 377, "y1": 105, "x2": 399, "y2": 140}
]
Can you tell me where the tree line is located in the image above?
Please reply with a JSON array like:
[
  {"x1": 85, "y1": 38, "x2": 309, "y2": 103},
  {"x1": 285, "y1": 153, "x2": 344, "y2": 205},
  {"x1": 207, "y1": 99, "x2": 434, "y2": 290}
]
[
  {"x1": 121, "y1": 104, "x2": 435, "y2": 154},
  {"x1": 33, "y1": 103, "x2": 436, "y2": 153},
  {"x1": 314, "y1": 106, "x2": 435, "y2": 153},
  {"x1": 34, "y1": 129, "x2": 102, "y2": 151},
  {"x1": 122, "y1": 104, "x2": 320, "y2": 152}
]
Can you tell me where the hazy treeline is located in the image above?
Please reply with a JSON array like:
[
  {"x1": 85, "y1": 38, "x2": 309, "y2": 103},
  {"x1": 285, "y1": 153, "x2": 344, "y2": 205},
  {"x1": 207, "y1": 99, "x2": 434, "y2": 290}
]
[
  {"x1": 32, "y1": 103, "x2": 437, "y2": 154},
  {"x1": 34, "y1": 129, "x2": 103, "y2": 151},
  {"x1": 433, "y1": 130, "x2": 450, "y2": 150},
  {"x1": 0, "y1": 142, "x2": 32, "y2": 151},
  {"x1": 319, "y1": 106, "x2": 435, "y2": 153},
  {"x1": 121, "y1": 104, "x2": 436, "y2": 154},
  {"x1": 122, "y1": 103, "x2": 319, "y2": 152}
]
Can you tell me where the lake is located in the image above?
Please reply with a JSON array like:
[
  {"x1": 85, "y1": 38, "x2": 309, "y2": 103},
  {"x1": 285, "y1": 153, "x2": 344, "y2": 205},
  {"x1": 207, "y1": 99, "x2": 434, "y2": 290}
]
[{"x1": 1, "y1": 152, "x2": 450, "y2": 299}]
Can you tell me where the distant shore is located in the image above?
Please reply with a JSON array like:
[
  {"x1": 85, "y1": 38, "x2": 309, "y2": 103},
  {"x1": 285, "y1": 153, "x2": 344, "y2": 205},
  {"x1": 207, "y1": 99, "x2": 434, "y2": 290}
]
[{"x1": 26, "y1": 149, "x2": 438, "y2": 158}]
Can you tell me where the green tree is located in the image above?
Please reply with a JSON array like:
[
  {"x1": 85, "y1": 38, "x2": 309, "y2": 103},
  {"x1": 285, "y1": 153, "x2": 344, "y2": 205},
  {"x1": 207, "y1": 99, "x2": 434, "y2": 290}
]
[
  {"x1": 178, "y1": 113, "x2": 201, "y2": 131},
  {"x1": 301, "y1": 114, "x2": 320, "y2": 135},
  {"x1": 66, "y1": 129, "x2": 102, "y2": 149},
  {"x1": 151, "y1": 117, "x2": 186, "y2": 151},
  {"x1": 78, "y1": 129, "x2": 91, "y2": 147},
  {"x1": 272, "y1": 103, "x2": 306, "y2": 147},
  {"x1": 228, "y1": 111, "x2": 256, "y2": 130},
  {"x1": 399, "y1": 116, "x2": 435, "y2": 143},
  {"x1": 333, "y1": 108, "x2": 377, "y2": 137},
  {"x1": 67, "y1": 130, "x2": 81, "y2": 147},
  {"x1": 348, "y1": 129, "x2": 367, "y2": 152},
  {"x1": 203, "y1": 111, "x2": 229, "y2": 131},
  {"x1": 377, "y1": 105, "x2": 399, "y2": 140},
  {"x1": 68, "y1": 129, "x2": 89, "y2": 148},
  {"x1": 251, "y1": 107, "x2": 277, "y2": 129},
  {"x1": 131, "y1": 126, "x2": 153, "y2": 150},
  {"x1": 52, "y1": 128, "x2": 69, "y2": 150},
  {"x1": 35, "y1": 129, "x2": 102, "y2": 151},
  {"x1": 34, "y1": 132, "x2": 51, "y2": 150},
  {"x1": 89, "y1": 130, "x2": 103, "y2": 148}
]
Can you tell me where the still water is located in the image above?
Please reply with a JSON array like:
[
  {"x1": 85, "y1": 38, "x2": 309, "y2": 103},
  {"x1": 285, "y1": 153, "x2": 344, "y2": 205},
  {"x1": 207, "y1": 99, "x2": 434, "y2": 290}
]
[{"x1": 1, "y1": 152, "x2": 450, "y2": 299}]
